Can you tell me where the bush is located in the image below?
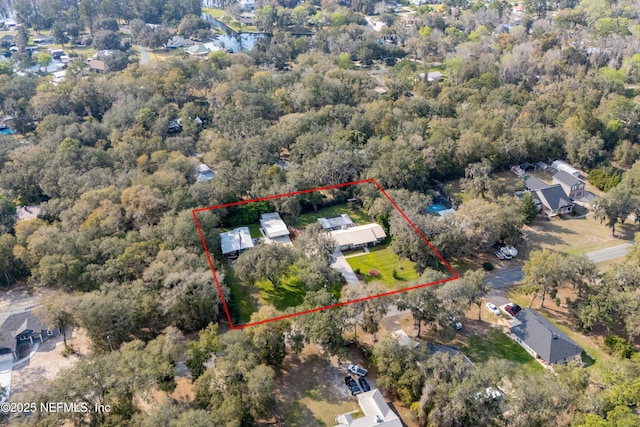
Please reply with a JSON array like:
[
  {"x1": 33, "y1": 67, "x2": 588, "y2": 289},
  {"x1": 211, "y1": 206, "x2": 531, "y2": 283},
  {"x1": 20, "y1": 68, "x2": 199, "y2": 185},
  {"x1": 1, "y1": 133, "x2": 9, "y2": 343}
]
[
  {"x1": 604, "y1": 335, "x2": 633, "y2": 359},
  {"x1": 482, "y1": 262, "x2": 494, "y2": 271},
  {"x1": 588, "y1": 166, "x2": 623, "y2": 192}
]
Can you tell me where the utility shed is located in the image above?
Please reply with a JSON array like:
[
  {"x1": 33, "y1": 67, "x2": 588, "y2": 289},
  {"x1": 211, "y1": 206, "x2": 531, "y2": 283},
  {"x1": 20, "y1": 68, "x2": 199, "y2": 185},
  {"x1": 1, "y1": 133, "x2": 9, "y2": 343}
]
[{"x1": 220, "y1": 227, "x2": 254, "y2": 255}]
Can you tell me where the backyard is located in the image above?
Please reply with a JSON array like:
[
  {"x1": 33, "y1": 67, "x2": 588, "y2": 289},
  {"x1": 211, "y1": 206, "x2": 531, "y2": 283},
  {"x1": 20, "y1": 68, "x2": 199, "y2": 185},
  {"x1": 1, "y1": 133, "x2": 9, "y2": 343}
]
[
  {"x1": 461, "y1": 328, "x2": 544, "y2": 373},
  {"x1": 294, "y1": 204, "x2": 372, "y2": 228},
  {"x1": 346, "y1": 244, "x2": 420, "y2": 289}
]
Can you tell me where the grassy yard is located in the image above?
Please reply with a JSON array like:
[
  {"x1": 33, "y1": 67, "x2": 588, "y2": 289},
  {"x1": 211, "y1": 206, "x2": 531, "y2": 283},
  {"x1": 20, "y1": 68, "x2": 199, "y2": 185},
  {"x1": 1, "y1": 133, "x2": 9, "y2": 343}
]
[
  {"x1": 461, "y1": 328, "x2": 544, "y2": 373},
  {"x1": 294, "y1": 205, "x2": 372, "y2": 228},
  {"x1": 223, "y1": 268, "x2": 257, "y2": 324},
  {"x1": 256, "y1": 275, "x2": 306, "y2": 311},
  {"x1": 202, "y1": 7, "x2": 227, "y2": 18},
  {"x1": 346, "y1": 244, "x2": 419, "y2": 289}
]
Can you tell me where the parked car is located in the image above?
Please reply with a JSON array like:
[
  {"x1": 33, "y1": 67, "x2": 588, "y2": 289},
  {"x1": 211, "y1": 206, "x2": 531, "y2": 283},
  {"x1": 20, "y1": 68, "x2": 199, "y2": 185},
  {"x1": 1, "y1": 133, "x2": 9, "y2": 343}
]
[
  {"x1": 345, "y1": 376, "x2": 362, "y2": 395},
  {"x1": 504, "y1": 304, "x2": 522, "y2": 316},
  {"x1": 347, "y1": 364, "x2": 368, "y2": 377},
  {"x1": 504, "y1": 245, "x2": 518, "y2": 257},
  {"x1": 495, "y1": 251, "x2": 506, "y2": 260},
  {"x1": 448, "y1": 315, "x2": 463, "y2": 330},
  {"x1": 358, "y1": 377, "x2": 371, "y2": 392},
  {"x1": 486, "y1": 302, "x2": 500, "y2": 315},
  {"x1": 499, "y1": 247, "x2": 513, "y2": 259}
]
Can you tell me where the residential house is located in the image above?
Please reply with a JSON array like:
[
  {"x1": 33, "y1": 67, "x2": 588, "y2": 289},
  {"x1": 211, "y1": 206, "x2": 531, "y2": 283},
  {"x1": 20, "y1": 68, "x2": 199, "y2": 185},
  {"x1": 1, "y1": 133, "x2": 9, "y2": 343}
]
[
  {"x1": 220, "y1": 227, "x2": 254, "y2": 256},
  {"x1": 193, "y1": 163, "x2": 215, "y2": 182},
  {"x1": 333, "y1": 389, "x2": 403, "y2": 427},
  {"x1": 524, "y1": 176, "x2": 549, "y2": 192},
  {"x1": 551, "y1": 160, "x2": 582, "y2": 178},
  {"x1": 87, "y1": 59, "x2": 108, "y2": 73},
  {"x1": 0, "y1": 312, "x2": 58, "y2": 360},
  {"x1": 260, "y1": 212, "x2": 291, "y2": 245},
  {"x1": 552, "y1": 170, "x2": 585, "y2": 199},
  {"x1": 185, "y1": 44, "x2": 211, "y2": 56},
  {"x1": 535, "y1": 185, "x2": 574, "y2": 216},
  {"x1": 329, "y1": 223, "x2": 386, "y2": 251},
  {"x1": 318, "y1": 214, "x2": 355, "y2": 231},
  {"x1": 167, "y1": 35, "x2": 195, "y2": 49},
  {"x1": 33, "y1": 36, "x2": 54, "y2": 44},
  {"x1": 510, "y1": 309, "x2": 583, "y2": 365},
  {"x1": 238, "y1": 0, "x2": 256, "y2": 11}
]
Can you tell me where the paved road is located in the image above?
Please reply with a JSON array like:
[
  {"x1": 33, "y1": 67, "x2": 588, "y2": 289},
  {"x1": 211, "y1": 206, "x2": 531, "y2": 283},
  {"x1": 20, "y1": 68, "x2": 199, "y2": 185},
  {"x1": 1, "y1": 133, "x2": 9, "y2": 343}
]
[
  {"x1": 586, "y1": 243, "x2": 633, "y2": 263},
  {"x1": 138, "y1": 46, "x2": 150, "y2": 65}
]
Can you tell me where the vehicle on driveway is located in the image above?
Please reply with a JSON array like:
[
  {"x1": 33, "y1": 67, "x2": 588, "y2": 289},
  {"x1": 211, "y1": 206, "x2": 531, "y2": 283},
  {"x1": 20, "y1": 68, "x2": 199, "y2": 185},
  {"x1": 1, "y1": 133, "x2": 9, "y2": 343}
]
[
  {"x1": 499, "y1": 247, "x2": 513, "y2": 259},
  {"x1": 345, "y1": 376, "x2": 362, "y2": 395},
  {"x1": 495, "y1": 251, "x2": 506, "y2": 260},
  {"x1": 486, "y1": 302, "x2": 500, "y2": 315},
  {"x1": 347, "y1": 364, "x2": 368, "y2": 377},
  {"x1": 504, "y1": 245, "x2": 518, "y2": 257},
  {"x1": 504, "y1": 304, "x2": 522, "y2": 317},
  {"x1": 448, "y1": 315, "x2": 463, "y2": 330},
  {"x1": 358, "y1": 377, "x2": 371, "y2": 392}
]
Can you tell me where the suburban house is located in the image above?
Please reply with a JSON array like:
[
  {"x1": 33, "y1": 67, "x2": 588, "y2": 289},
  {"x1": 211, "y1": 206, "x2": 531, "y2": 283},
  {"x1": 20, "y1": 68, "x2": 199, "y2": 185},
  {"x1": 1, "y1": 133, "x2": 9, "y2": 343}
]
[
  {"x1": 551, "y1": 160, "x2": 582, "y2": 178},
  {"x1": 553, "y1": 170, "x2": 586, "y2": 199},
  {"x1": 524, "y1": 176, "x2": 549, "y2": 192},
  {"x1": 167, "y1": 35, "x2": 195, "y2": 49},
  {"x1": 333, "y1": 389, "x2": 403, "y2": 427},
  {"x1": 329, "y1": 223, "x2": 387, "y2": 251},
  {"x1": 318, "y1": 214, "x2": 355, "y2": 231},
  {"x1": 194, "y1": 164, "x2": 215, "y2": 182},
  {"x1": 535, "y1": 185, "x2": 574, "y2": 216},
  {"x1": 0, "y1": 312, "x2": 58, "y2": 360},
  {"x1": 87, "y1": 59, "x2": 108, "y2": 73},
  {"x1": 185, "y1": 42, "x2": 221, "y2": 56},
  {"x1": 510, "y1": 309, "x2": 583, "y2": 366},
  {"x1": 260, "y1": 212, "x2": 292, "y2": 244},
  {"x1": 220, "y1": 227, "x2": 254, "y2": 257}
]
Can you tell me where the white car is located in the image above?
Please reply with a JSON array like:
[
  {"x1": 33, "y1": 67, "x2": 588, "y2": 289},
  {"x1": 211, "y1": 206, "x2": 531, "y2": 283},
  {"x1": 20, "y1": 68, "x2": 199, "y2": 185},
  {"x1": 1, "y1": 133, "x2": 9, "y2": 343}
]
[
  {"x1": 347, "y1": 364, "x2": 368, "y2": 377},
  {"x1": 495, "y1": 251, "x2": 506, "y2": 260},
  {"x1": 499, "y1": 247, "x2": 513, "y2": 259},
  {"x1": 504, "y1": 245, "x2": 518, "y2": 257},
  {"x1": 486, "y1": 303, "x2": 500, "y2": 315},
  {"x1": 449, "y1": 316, "x2": 463, "y2": 330}
]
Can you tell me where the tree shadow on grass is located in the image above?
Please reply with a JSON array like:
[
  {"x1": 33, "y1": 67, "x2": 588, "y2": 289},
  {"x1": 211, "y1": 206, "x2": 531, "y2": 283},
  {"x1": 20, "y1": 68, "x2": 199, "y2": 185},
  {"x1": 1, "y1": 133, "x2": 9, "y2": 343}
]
[{"x1": 260, "y1": 280, "x2": 306, "y2": 311}]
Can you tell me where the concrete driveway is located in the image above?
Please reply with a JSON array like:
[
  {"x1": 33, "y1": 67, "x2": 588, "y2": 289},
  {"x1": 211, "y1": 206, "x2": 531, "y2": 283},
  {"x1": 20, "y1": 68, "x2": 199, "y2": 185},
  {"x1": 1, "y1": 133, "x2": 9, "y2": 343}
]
[
  {"x1": 330, "y1": 250, "x2": 360, "y2": 285},
  {"x1": 0, "y1": 359, "x2": 11, "y2": 403}
]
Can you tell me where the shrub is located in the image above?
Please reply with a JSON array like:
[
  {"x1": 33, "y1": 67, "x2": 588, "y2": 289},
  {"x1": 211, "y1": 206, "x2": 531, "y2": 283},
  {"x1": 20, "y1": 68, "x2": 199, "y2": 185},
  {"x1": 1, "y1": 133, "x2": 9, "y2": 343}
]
[
  {"x1": 604, "y1": 335, "x2": 633, "y2": 359},
  {"x1": 482, "y1": 262, "x2": 494, "y2": 271},
  {"x1": 588, "y1": 166, "x2": 622, "y2": 192},
  {"x1": 369, "y1": 269, "x2": 380, "y2": 277}
]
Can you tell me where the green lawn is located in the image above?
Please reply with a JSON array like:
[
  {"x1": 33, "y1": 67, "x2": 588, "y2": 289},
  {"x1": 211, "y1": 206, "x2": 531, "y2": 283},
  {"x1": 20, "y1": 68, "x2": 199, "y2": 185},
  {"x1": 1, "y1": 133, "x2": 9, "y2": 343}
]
[
  {"x1": 462, "y1": 328, "x2": 544, "y2": 373},
  {"x1": 346, "y1": 244, "x2": 419, "y2": 289},
  {"x1": 223, "y1": 268, "x2": 257, "y2": 324},
  {"x1": 256, "y1": 274, "x2": 306, "y2": 311},
  {"x1": 294, "y1": 205, "x2": 372, "y2": 228},
  {"x1": 202, "y1": 7, "x2": 227, "y2": 18}
]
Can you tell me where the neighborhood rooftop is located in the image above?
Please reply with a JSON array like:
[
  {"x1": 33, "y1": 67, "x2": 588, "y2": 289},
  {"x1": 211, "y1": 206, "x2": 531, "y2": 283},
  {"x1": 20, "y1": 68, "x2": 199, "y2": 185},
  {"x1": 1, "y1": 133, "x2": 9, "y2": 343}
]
[
  {"x1": 318, "y1": 214, "x2": 355, "y2": 230},
  {"x1": 524, "y1": 176, "x2": 549, "y2": 191},
  {"x1": 334, "y1": 389, "x2": 402, "y2": 427},
  {"x1": 510, "y1": 309, "x2": 583, "y2": 365},
  {"x1": 260, "y1": 212, "x2": 289, "y2": 238},
  {"x1": 329, "y1": 223, "x2": 387, "y2": 249},
  {"x1": 220, "y1": 227, "x2": 254, "y2": 255},
  {"x1": 553, "y1": 170, "x2": 584, "y2": 187},
  {"x1": 536, "y1": 185, "x2": 573, "y2": 212}
]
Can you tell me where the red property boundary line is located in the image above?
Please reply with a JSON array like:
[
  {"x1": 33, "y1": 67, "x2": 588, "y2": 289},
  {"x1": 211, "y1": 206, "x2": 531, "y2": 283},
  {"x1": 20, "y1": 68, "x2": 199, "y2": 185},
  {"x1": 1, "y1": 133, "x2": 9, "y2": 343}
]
[{"x1": 192, "y1": 178, "x2": 459, "y2": 329}]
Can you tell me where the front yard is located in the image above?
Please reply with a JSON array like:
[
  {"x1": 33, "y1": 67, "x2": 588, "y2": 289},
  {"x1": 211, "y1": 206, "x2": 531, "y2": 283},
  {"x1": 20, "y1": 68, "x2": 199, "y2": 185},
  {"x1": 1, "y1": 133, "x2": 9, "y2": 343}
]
[{"x1": 346, "y1": 244, "x2": 420, "y2": 289}]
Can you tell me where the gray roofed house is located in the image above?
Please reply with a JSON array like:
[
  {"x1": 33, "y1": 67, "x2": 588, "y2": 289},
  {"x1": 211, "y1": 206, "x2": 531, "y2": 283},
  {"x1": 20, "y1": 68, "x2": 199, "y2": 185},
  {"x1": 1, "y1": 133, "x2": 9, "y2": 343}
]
[
  {"x1": 524, "y1": 176, "x2": 549, "y2": 192},
  {"x1": 220, "y1": 227, "x2": 254, "y2": 256},
  {"x1": 318, "y1": 214, "x2": 355, "y2": 231},
  {"x1": 260, "y1": 212, "x2": 289, "y2": 239},
  {"x1": 552, "y1": 170, "x2": 585, "y2": 199},
  {"x1": 535, "y1": 184, "x2": 574, "y2": 217},
  {"x1": 510, "y1": 309, "x2": 583, "y2": 365}
]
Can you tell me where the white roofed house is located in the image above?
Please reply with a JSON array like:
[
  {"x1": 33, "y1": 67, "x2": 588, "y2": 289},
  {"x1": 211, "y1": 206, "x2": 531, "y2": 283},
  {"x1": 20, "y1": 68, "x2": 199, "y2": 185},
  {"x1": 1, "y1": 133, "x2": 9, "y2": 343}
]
[
  {"x1": 260, "y1": 212, "x2": 292, "y2": 245},
  {"x1": 318, "y1": 214, "x2": 355, "y2": 231},
  {"x1": 193, "y1": 163, "x2": 215, "y2": 182},
  {"x1": 334, "y1": 388, "x2": 403, "y2": 427},
  {"x1": 329, "y1": 223, "x2": 387, "y2": 251},
  {"x1": 220, "y1": 227, "x2": 254, "y2": 257}
]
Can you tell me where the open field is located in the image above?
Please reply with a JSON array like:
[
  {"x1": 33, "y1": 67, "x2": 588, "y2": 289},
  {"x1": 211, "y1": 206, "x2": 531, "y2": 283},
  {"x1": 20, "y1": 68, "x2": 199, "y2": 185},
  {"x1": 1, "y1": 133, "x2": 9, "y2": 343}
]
[
  {"x1": 525, "y1": 215, "x2": 635, "y2": 256},
  {"x1": 294, "y1": 205, "x2": 372, "y2": 228},
  {"x1": 346, "y1": 244, "x2": 419, "y2": 289}
]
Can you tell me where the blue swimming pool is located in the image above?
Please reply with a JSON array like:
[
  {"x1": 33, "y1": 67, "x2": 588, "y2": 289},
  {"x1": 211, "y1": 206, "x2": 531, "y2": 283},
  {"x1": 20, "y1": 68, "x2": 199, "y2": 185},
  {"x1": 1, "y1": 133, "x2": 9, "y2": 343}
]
[
  {"x1": 427, "y1": 204, "x2": 447, "y2": 213},
  {"x1": 0, "y1": 128, "x2": 15, "y2": 135}
]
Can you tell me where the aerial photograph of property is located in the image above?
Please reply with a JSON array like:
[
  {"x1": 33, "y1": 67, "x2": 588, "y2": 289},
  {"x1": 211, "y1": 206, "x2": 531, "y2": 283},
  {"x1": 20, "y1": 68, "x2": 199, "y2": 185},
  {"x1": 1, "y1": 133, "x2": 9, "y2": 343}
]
[{"x1": 1, "y1": 0, "x2": 640, "y2": 426}]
